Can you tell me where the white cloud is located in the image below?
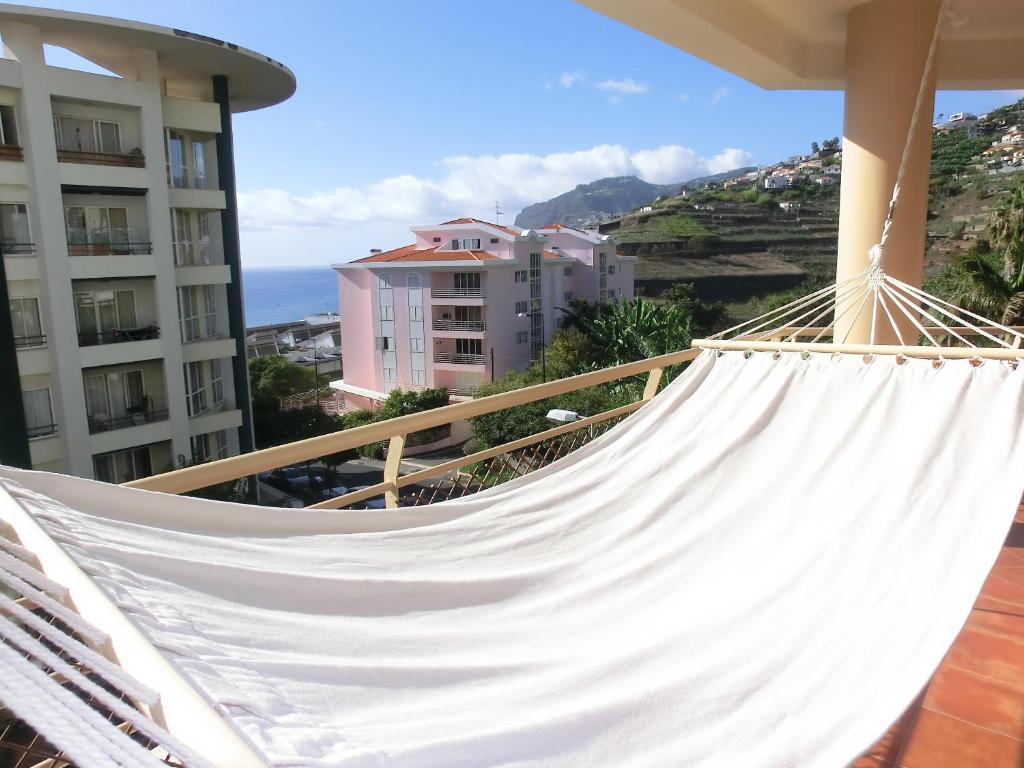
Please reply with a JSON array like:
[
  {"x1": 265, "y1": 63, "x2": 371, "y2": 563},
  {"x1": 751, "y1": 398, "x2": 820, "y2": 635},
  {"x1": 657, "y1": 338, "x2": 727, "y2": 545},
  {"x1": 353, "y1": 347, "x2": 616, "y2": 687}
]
[
  {"x1": 710, "y1": 86, "x2": 729, "y2": 105},
  {"x1": 560, "y1": 72, "x2": 583, "y2": 88},
  {"x1": 237, "y1": 143, "x2": 756, "y2": 236},
  {"x1": 597, "y1": 78, "x2": 649, "y2": 95}
]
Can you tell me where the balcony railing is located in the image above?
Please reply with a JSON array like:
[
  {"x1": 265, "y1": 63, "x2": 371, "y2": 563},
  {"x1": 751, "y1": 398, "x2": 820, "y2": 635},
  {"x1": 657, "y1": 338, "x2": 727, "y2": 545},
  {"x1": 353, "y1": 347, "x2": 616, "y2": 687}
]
[
  {"x1": 68, "y1": 242, "x2": 153, "y2": 257},
  {"x1": 57, "y1": 149, "x2": 145, "y2": 168},
  {"x1": 434, "y1": 352, "x2": 486, "y2": 365},
  {"x1": 2, "y1": 242, "x2": 35, "y2": 256},
  {"x1": 0, "y1": 144, "x2": 23, "y2": 161},
  {"x1": 78, "y1": 325, "x2": 160, "y2": 347},
  {"x1": 88, "y1": 408, "x2": 169, "y2": 434},
  {"x1": 14, "y1": 334, "x2": 46, "y2": 349},
  {"x1": 432, "y1": 288, "x2": 485, "y2": 299},
  {"x1": 432, "y1": 319, "x2": 486, "y2": 332},
  {"x1": 26, "y1": 423, "x2": 57, "y2": 439}
]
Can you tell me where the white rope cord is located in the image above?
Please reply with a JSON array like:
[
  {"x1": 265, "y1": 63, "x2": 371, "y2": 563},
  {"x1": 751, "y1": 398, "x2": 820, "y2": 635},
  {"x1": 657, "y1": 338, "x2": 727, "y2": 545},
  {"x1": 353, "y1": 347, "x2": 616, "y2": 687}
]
[
  {"x1": 0, "y1": 548, "x2": 69, "y2": 599},
  {"x1": 0, "y1": 567, "x2": 108, "y2": 646},
  {"x1": 883, "y1": 278, "x2": 976, "y2": 347},
  {"x1": 768, "y1": 277, "x2": 869, "y2": 342},
  {"x1": 0, "y1": 638, "x2": 169, "y2": 768},
  {"x1": 880, "y1": 282, "x2": 942, "y2": 347},
  {"x1": 873, "y1": 0, "x2": 950, "y2": 262},
  {"x1": 0, "y1": 534, "x2": 38, "y2": 563},
  {"x1": 0, "y1": 614, "x2": 211, "y2": 768},
  {"x1": 891, "y1": 275, "x2": 1024, "y2": 345},
  {"x1": 0, "y1": 593, "x2": 158, "y2": 707}
]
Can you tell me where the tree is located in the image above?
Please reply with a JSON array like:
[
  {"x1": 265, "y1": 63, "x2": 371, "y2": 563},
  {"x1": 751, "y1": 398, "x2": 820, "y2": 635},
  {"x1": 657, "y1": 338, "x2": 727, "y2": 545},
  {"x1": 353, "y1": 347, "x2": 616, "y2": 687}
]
[
  {"x1": 253, "y1": 404, "x2": 344, "y2": 450},
  {"x1": 558, "y1": 298, "x2": 601, "y2": 330},
  {"x1": 811, "y1": 141, "x2": 820, "y2": 154},
  {"x1": 249, "y1": 355, "x2": 316, "y2": 409},
  {"x1": 660, "y1": 283, "x2": 726, "y2": 336},
  {"x1": 575, "y1": 297, "x2": 692, "y2": 368},
  {"x1": 822, "y1": 137, "x2": 841, "y2": 154},
  {"x1": 175, "y1": 453, "x2": 249, "y2": 503}
]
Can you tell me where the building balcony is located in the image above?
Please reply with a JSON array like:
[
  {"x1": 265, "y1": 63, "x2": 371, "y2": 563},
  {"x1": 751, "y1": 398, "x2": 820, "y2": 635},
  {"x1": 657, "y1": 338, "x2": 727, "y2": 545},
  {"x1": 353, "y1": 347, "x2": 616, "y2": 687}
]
[
  {"x1": 68, "y1": 241, "x2": 153, "y2": 257},
  {"x1": 432, "y1": 287, "x2": 486, "y2": 299},
  {"x1": 1, "y1": 242, "x2": 34, "y2": 256},
  {"x1": 14, "y1": 334, "x2": 46, "y2": 350},
  {"x1": 434, "y1": 352, "x2": 486, "y2": 366},
  {"x1": 57, "y1": 149, "x2": 145, "y2": 168},
  {"x1": 432, "y1": 319, "x2": 486, "y2": 333},
  {"x1": 78, "y1": 325, "x2": 160, "y2": 348},
  {"x1": 26, "y1": 422, "x2": 58, "y2": 439},
  {"x1": 0, "y1": 144, "x2": 23, "y2": 162},
  {"x1": 88, "y1": 408, "x2": 169, "y2": 435}
]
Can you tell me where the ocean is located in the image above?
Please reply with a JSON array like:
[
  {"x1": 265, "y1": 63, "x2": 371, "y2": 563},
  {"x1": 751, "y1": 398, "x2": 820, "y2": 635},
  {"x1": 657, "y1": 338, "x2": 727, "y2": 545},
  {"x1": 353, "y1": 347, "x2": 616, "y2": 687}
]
[{"x1": 242, "y1": 266, "x2": 339, "y2": 328}]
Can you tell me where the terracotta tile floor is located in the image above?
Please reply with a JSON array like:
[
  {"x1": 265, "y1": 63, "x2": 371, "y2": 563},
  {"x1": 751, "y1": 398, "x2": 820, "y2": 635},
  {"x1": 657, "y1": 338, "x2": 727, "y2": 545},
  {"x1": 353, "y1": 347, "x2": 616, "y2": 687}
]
[{"x1": 850, "y1": 505, "x2": 1024, "y2": 767}]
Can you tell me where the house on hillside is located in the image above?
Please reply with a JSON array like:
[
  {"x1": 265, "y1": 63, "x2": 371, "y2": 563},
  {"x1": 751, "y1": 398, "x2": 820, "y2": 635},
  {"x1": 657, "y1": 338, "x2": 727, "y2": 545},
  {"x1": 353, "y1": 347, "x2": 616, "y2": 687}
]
[
  {"x1": 332, "y1": 218, "x2": 635, "y2": 408},
  {"x1": 765, "y1": 175, "x2": 792, "y2": 190}
]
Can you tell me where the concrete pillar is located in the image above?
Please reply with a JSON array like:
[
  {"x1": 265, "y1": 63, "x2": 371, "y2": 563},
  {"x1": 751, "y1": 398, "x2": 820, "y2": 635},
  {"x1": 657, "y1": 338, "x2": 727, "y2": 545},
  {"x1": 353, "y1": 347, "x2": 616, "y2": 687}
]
[{"x1": 836, "y1": 0, "x2": 940, "y2": 344}]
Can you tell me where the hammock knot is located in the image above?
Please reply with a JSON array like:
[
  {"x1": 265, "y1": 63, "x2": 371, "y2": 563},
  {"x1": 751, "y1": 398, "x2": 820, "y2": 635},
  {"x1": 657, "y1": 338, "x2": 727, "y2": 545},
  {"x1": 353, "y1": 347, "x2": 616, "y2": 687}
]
[{"x1": 868, "y1": 243, "x2": 885, "y2": 266}]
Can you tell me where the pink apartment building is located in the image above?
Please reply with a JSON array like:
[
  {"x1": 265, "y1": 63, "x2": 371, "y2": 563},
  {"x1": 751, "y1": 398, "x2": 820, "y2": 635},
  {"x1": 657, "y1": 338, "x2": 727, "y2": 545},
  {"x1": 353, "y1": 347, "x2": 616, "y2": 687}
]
[{"x1": 332, "y1": 218, "x2": 635, "y2": 407}]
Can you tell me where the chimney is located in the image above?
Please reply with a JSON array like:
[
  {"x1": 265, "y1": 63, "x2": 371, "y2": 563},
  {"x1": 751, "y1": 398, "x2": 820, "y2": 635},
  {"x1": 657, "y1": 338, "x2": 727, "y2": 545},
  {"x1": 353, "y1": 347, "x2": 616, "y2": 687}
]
[{"x1": 369, "y1": 248, "x2": 382, "y2": 255}]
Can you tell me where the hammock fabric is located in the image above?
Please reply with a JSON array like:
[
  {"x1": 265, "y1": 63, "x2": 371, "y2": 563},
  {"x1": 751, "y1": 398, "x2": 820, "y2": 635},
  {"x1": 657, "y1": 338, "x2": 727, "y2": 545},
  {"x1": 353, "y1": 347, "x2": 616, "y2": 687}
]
[{"x1": 3, "y1": 349, "x2": 1024, "y2": 767}]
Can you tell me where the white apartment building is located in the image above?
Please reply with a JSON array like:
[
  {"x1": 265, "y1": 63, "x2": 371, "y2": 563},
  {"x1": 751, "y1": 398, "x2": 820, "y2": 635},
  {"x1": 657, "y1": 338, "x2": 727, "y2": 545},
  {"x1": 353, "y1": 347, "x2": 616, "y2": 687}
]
[{"x1": 0, "y1": 7, "x2": 294, "y2": 482}]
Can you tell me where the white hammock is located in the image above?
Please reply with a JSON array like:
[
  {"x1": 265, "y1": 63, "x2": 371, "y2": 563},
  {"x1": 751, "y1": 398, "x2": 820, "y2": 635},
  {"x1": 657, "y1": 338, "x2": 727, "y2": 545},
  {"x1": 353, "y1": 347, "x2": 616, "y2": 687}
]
[{"x1": 2, "y1": 349, "x2": 1024, "y2": 767}]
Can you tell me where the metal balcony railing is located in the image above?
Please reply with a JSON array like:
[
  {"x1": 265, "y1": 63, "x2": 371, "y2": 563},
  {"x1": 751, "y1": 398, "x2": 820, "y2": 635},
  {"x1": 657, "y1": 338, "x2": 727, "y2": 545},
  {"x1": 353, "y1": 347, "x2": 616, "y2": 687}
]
[
  {"x1": 78, "y1": 325, "x2": 160, "y2": 347},
  {"x1": 432, "y1": 287, "x2": 485, "y2": 299},
  {"x1": 26, "y1": 423, "x2": 57, "y2": 438},
  {"x1": 57, "y1": 149, "x2": 145, "y2": 168},
  {"x1": 1, "y1": 242, "x2": 34, "y2": 256},
  {"x1": 434, "y1": 352, "x2": 486, "y2": 365},
  {"x1": 67, "y1": 241, "x2": 153, "y2": 257},
  {"x1": 88, "y1": 408, "x2": 169, "y2": 434},
  {"x1": 0, "y1": 144, "x2": 23, "y2": 161},
  {"x1": 14, "y1": 334, "x2": 46, "y2": 349},
  {"x1": 432, "y1": 319, "x2": 486, "y2": 332}
]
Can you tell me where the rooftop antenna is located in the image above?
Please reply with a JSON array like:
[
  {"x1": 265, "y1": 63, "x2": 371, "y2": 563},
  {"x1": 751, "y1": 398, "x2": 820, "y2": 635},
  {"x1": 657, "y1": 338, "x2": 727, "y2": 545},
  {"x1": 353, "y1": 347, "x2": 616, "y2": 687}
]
[{"x1": 495, "y1": 200, "x2": 503, "y2": 224}]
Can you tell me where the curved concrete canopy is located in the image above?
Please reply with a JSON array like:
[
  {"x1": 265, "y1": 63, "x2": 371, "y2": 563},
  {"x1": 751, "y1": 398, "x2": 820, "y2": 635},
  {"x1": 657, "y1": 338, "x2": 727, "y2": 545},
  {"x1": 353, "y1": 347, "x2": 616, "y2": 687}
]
[
  {"x1": 576, "y1": 0, "x2": 1024, "y2": 90},
  {"x1": 0, "y1": 3, "x2": 295, "y2": 111}
]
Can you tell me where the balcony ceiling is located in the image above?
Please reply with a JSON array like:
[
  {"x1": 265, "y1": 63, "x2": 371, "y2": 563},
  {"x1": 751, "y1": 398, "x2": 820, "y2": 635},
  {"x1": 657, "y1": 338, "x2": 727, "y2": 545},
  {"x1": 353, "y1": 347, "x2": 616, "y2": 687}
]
[
  {"x1": 0, "y1": 3, "x2": 295, "y2": 112},
  {"x1": 575, "y1": 0, "x2": 1024, "y2": 89}
]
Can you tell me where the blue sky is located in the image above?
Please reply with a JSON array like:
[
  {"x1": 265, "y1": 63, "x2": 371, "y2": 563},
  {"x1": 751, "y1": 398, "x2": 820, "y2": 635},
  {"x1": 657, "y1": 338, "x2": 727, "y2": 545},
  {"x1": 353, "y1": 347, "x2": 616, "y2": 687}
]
[{"x1": 21, "y1": 0, "x2": 1024, "y2": 267}]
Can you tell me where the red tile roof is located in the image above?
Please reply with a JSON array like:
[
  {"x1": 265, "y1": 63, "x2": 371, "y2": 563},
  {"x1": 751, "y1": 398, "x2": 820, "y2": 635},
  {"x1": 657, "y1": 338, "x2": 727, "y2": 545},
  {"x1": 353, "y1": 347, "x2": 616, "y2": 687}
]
[
  {"x1": 441, "y1": 217, "x2": 523, "y2": 237},
  {"x1": 543, "y1": 250, "x2": 562, "y2": 260},
  {"x1": 855, "y1": 504, "x2": 1024, "y2": 767},
  {"x1": 353, "y1": 244, "x2": 499, "y2": 264}
]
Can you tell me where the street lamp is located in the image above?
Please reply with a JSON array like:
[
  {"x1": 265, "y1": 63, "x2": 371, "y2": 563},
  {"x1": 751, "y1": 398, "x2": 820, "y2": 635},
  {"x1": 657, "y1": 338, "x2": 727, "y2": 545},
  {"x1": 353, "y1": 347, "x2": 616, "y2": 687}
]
[{"x1": 546, "y1": 409, "x2": 581, "y2": 423}]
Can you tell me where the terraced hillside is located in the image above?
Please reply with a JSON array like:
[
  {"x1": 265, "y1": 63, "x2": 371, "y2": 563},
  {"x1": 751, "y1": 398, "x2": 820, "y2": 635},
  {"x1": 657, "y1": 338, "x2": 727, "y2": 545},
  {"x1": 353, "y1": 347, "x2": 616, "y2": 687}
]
[{"x1": 600, "y1": 190, "x2": 839, "y2": 301}]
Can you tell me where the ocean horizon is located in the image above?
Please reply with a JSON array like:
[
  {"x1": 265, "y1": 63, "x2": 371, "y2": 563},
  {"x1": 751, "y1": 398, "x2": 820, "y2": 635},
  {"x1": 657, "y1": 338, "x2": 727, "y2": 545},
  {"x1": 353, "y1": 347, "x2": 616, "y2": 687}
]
[{"x1": 242, "y1": 265, "x2": 339, "y2": 328}]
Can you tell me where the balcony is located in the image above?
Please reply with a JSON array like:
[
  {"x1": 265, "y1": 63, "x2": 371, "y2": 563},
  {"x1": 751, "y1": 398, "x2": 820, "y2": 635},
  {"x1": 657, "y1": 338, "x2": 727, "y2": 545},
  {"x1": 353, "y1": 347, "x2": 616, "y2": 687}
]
[
  {"x1": 434, "y1": 352, "x2": 486, "y2": 366},
  {"x1": 57, "y1": 149, "x2": 145, "y2": 168},
  {"x1": 432, "y1": 319, "x2": 486, "y2": 332},
  {"x1": 78, "y1": 325, "x2": 160, "y2": 348},
  {"x1": 1, "y1": 242, "x2": 33, "y2": 256},
  {"x1": 26, "y1": 422, "x2": 57, "y2": 439},
  {"x1": 0, "y1": 144, "x2": 23, "y2": 162},
  {"x1": 68, "y1": 241, "x2": 153, "y2": 257},
  {"x1": 432, "y1": 287, "x2": 485, "y2": 299},
  {"x1": 14, "y1": 334, "x2": 45, "y2": 350},
  {"x1": 88, "y1": 408, "x2": 169, "y2": 435}
]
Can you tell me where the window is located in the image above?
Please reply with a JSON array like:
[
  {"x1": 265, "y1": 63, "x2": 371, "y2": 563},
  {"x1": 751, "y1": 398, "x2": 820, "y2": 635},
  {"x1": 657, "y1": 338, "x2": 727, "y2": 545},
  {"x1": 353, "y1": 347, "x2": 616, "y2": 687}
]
[
  {"x1": 489, "y1": 238, "x2": 499, "y2": 244},
  {"x1": 65, "y1": 206, "x2": 130, "y2": 253},
  {"x1": 411, "y1": 370, "x2": 426, "y2": 385},
  {"x1": 10, "y1": 297, "x2": 42, "y2": 347},
  {"x1": 563, "y1": 266, "x2": 573, "y2": 277},
  {"x1": 184, "y1": 361, "x2": 207, "y2": 416},
  {"x1": 84, "y1": 369, "x2": 145, "y2": 430},
  {"x1": 191, "y1": 141, "x2": 207, "y2": 189},
  {"x1": 379, "y1": 304, "x2": 394, "y2": 321},
  {"x1": 94, "y1": 447, "x2": 152, "y2": 484},
  {"x1": 0, "y1": 203, "x2": 31, "y2": 251},
  {"x1": 432, "y1": 237, "x2": 441, "y2": 243},
  {"x1": 409, "y1": 305, "x2": 422, "y2": 321},
  {"x1": 515, "y1": 300, "x2": 528, "y2": 315},
  {"x1": 215, "y1": 430, "x2": 229, "y2": 459},
  {"x1": 455, "y1": 338, "x2": 482, "y2": 355},
  {"x1": 203, "y1": 285, "x2": 218, "y2": 337},
  {"x1": 190, "y1": 433, "x2": 210, "y2": 462},
  {"x1": 564, "y1": 291, "x2": 573, "y2": 302},
  {"x1": 598, "y1": 252, "x2": 608, "y2": 302},
  {"x1": 171, "y1": 209, "x2": 193, "y2": 265},
  {"x1": 609, "y1": 265, "x2": 617, "y2": 275},
  {"x1": 377, "y1": 273, "x2": 392, "y2": 288},
  {"x1": 54, "y1": 116, "x2": 121, "y2": 154},
  {"x1": 22, "y1": 388, "x2": 54, "y2": 438},
  {"x1": 210, "y1": 358, "x2": 224, "y2": 404},
  {"x1": 460, "y1": 238, "x2": 481, "y2": 250},
  {"x1": 166, "y1": 129, "x2": 187, "y2": 187},
  {"x1": 454, "y1": 306, "x2": 481, "y2": 322},
  {"x1": 177, "y1": 287, "x2": 200, "y2": 342},
  {"x1": 407, "y1": 273, "x2": 422, "y2": 289},
  {"x1": 516, "y1": 331, "x2": 528, "y2": 344},
  {"x1": 514, "y1": 270, "x2": 527, "y2": 283},
  {"x1": 377, "y1": 336, "x2": 396, "y2": 351},
  {"x1": 0, "y1": 105, "x2": 19, "y2": 146},
  {"x1": 75, "y1": 289, "x2": 136, "y2": 344},
  {"x1": 382, "y1": 367, "x2": 396, "y2": 383},
  {"x1": 453, "y1": 272, "x2": 481, "y2": 291},
  {"x1": 410, "y1": 338, "x2": 424, "y2": 353},
  {"x1": 450, "y1": 239, "x2": 459, "y2": 250},
  {"x1": 197, "y1": 211, "x2": 212, "y2": 264}
]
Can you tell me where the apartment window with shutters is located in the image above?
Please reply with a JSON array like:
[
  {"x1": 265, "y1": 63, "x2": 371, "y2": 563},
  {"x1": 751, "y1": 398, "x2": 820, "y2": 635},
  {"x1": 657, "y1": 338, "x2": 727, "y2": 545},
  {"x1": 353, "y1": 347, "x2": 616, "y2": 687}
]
[
  {"x1": 192, "y1": 140, "x2": 207, "y2": 189},
  {"x1": 171, "y1": 209, "x2": 193, "y2": 265},
  {"x1": 564, "y1": 291, "x2": 573, "y2": 302},
  {"x1": 410, "y1": 338, "x2": 424, "y2": 353},
  {"x1": 516, "y1": 331, "x2": 528, "y2": 344},
  {"x1": 166, "y1": 129, "x2": 188, "y2": 188},
  {"x1": 563, "y1": 267, "x2": 573, "y2": 277},
  {"x1": 210, "y1": 359, "x2": 224, "y2": 404},
  {"x1": 380, "y1": 303, "x2": 394, "y2": 321},
  {"x1": 184, "y1": 361, "x2": 207, "y2": 416},
  {"x1": 515, "y1": 300, "x2": 528, "y2": 315},
  {"x1": 94, "y1": 447, "x2": 151, "y2": 484},
  {"x1": 10, "y1": 297, "x2": 43, "y2": 348},
  {"x1": 203, "y1": 285, "x2": 218, "y2": 337},
  {"x1": 460, "y1": 238, "x2": 481, "y2": 249},
  {"x1": 215, "y1": 429, "x2": 229, "y2": 459},
  {"x1": 609, "y1": 265, "x2": 616, "y2": 275},
  {"x1": 190, "y1": 433, "x2": 210, "y2": 462},
  {"x1": 411, "y1": 370, "x2": 426, "y2": 385},
  {"x1": 177, "y1": 287, "x2": 200, "y2": 342},
  {"x1": 0, "y1": 105, "x2": 18, "y2": 147},
  {"x1": 197, "y1": 211, "x2": 213, "y2": 264},
  {"x1": 383, "y1": 367, "x2": 397, "y2": 383},
  {"x1": 514, "y1": 270, "x2": 527, "y2": 283},
  {"x1": 0, "y1": 203, "x2": 31, "y2": 252},
  {"x1": 408, "y1": 305, "x2": 422, "y2": 322},
  {"x1": 453, "y1": 273, "x2": 481, "y2": 291},
  {"x1": 22, "y1": 388, "x2": 55, "y2": 438},
  {"x1": 455, "y1": 338, "x2": 482, "y2": 356}
]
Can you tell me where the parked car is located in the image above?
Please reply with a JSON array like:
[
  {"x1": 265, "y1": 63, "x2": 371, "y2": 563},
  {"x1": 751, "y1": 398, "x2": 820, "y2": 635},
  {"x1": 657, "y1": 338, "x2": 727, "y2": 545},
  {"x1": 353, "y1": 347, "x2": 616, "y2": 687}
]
[
  {"x1": 349, "y1": 486, "x2": 386, "y2": 510},
  {"x1": 261, "y1": 466, "x2": 312, "y2": 491}
]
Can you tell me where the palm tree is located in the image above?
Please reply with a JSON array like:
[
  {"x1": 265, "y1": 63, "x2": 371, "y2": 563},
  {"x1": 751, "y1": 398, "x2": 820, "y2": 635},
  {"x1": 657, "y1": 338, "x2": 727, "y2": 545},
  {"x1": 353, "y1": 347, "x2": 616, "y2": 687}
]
[
  {"x1": 576, "y1": 297, "x2": 692, "y2": 367},
  {"x1": 944, "y1": 181, "x2": 1024, "y2": 325}
]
